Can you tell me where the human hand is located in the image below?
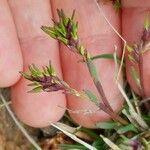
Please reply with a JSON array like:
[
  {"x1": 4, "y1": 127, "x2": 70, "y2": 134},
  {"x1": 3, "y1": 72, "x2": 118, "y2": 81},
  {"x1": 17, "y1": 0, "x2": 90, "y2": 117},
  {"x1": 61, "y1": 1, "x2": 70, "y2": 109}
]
[{"x1": 0, "y1": 0, "x2": 149, "y2": 128}]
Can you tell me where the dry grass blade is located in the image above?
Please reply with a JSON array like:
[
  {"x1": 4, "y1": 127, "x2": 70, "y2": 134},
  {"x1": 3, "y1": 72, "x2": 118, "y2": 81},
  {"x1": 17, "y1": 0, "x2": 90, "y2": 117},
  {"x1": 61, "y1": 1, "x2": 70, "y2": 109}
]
[
  {"x1": 116, "y1": 43, "x2": 126, "y2": 81},
  {"x1": 113, "y1": 45, "x2": 119, "y2": 79},
  {"x1": 100, "y1": 135, "x2": 121, "y2": 150},
  {"x1": 51, "y1": 122, "x2": 97, "y2": 150},
  {"x1": 0, "y1": 90, "x2": 42, "y2": 150},
  {"x1": 0, "y1": 101, "x2": 11, "y2": 109},
  {"x1": 95, "y1": 0, "x2": 127, "y2": 82},
  {"x1": 117, "y1": 84, "x2": 149, "y2": 130},
  {"x1": 114, "y1": 48, "x2": 147, "y2": 130},
  {"x1": 131, "y1": 91, "x2": 141, "y2": 115},
  {"x1": 94, "y1": 0, "x2": 126, "y2": 43},
  {"x1": 139, "y1": 97, "x2": 150, "y2": 105},
  {"x1": 122, "y1": 109, "x2": 144, "y2": 131}
]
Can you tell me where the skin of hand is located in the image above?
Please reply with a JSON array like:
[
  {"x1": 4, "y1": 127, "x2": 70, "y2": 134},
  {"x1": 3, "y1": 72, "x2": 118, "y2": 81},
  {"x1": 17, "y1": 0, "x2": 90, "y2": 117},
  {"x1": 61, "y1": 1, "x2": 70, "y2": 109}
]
[
  {"x1": 0, "y1": 0, "x2": 149, "y2": 128},
  {"x1": 122, "y1": 0, "x2": 150, "y2": 98}
]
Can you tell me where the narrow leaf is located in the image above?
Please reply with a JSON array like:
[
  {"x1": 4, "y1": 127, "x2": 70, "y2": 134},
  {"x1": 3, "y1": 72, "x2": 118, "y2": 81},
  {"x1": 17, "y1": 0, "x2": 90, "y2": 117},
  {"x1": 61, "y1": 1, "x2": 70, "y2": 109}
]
[
  {"x1": 86, "y1": 59, "x2": 98, "y2": 83},
  {"x1": 20, "y1": 72, "x2": 32, "y2": 80},
  {"x1": 84, "y1": 90, "x2": 97, "y2": 103},
  {"x1": 71, "y1": 9, "x2": 76, "y2": 20},
  {"x1": 117, "y1": 124, "x2": 138, "y2": 134},
  {"x1": 27, "y1": 82, "x2": 39, "y2": 87},
  {"x1": 95, "y1": 121, "x2": 118, "y2": 129},
  {"x1": 91, "y1": 53, "x2": 118, "y2": 60},
  {"x1": 92, "y1": 139, "x2": 107, "y2": 150},
  {"x1": 80, "y1": 53, "x2": 121, "y2": 65},
  {"x1": 41, "y1": 26, "x2": 57, "y2": 39},
  {"x1": 144, "y1": 14, "x2": 149, "y2": 30},
  {"x1": 78, "y1": 128, "x2": 100, "y2": 140},
  {"x1": 130, "y1": 66, "x2": 141, "y2": 87},
  {"x1": 57, "y1": 36, "x2": 68, "y2": 45},
  {"x1": 28, "y1": 86, "x2": 42, "y2": 93},
  {"x1": 59, "y1": 144, "x2": 87, "y2": 150},
  {"x1": 100, "y1": 135, "x2": 121, "y2": 150},
  {"x1": 126, "y1": 45, "x2": 133, "y2": 53}
]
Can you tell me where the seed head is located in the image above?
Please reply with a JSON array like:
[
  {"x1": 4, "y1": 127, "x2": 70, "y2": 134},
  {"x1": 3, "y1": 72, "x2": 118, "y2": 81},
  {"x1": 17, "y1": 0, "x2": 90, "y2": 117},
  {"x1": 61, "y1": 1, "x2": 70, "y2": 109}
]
[
  {"x1": 41, "y1": 9, "x2": 90, "y2": 59},
  {"x1": 21, "y1": 62, "x2": 65, "y2": 93},
  {"x1": 127, "y1": 17, "x2": 150, "y2": 64},
  {"x1": 41, "y1": 9, "x2": 78, "y2": 46}
]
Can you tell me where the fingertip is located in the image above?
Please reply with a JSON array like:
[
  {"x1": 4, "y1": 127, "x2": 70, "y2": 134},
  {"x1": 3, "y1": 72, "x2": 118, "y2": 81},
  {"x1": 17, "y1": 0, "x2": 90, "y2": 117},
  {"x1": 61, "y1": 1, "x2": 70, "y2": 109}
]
[
  {"x1": 8, "y1": 0, "x2": 66, "y2": 127},
  {"x1": 122, "y1": 0, "x2": 150, "y2": 97},
  {"x1": 68, "y1": 93, "x2": 124, "y2": 128},
  {"x1": 11, "y1": 78, "x2": 66, "y2": 128},
  {"x1": 0, "y1": 0, "x2": 23, "y2": 87},
  {"x1": 51, "y1": 0, "x2": 123, "y2": 128},
  {"x1": 0, "y1": 51, "x2": 23, "y2": 88}
]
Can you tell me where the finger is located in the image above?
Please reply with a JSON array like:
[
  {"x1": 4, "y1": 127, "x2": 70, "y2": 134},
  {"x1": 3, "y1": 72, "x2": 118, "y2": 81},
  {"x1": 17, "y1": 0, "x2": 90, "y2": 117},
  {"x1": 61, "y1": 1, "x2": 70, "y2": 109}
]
[
  {"x1": 0, "y1": 0, "x2": 22, "y2": 87},
  {"x1": 51, "y1": 0, "x2": 123, "y2": 128},
  {"x1": 8, "y1": 0, "x2": 66, "y2": 127},
  {"x1": 122, "y1": 0, "x2": 150, "y2": 97}
]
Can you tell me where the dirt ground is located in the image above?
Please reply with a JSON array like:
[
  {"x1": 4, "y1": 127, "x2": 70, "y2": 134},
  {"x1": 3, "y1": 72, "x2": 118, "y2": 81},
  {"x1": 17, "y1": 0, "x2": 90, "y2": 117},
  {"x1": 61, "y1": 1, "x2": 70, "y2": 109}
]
[
  {"x1": 0, "y1": 109, "x2": 32, "y2": 150},
  {"x1": 0, "y1": 88, "x2": 37, "y2": 150},
  {"x1": 0, "y1": 88, "x2": 74, "y2": 150}
]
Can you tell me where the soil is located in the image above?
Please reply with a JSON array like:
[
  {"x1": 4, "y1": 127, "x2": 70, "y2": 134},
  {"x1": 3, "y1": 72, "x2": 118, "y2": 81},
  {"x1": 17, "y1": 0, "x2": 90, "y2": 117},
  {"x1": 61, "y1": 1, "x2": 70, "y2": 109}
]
[
  {"x1": 0, "y1": 88, "x2": 33, "y2": 150},
  {"x1": 0, "y1": 88, "x2": 73, "y2": 150}
]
